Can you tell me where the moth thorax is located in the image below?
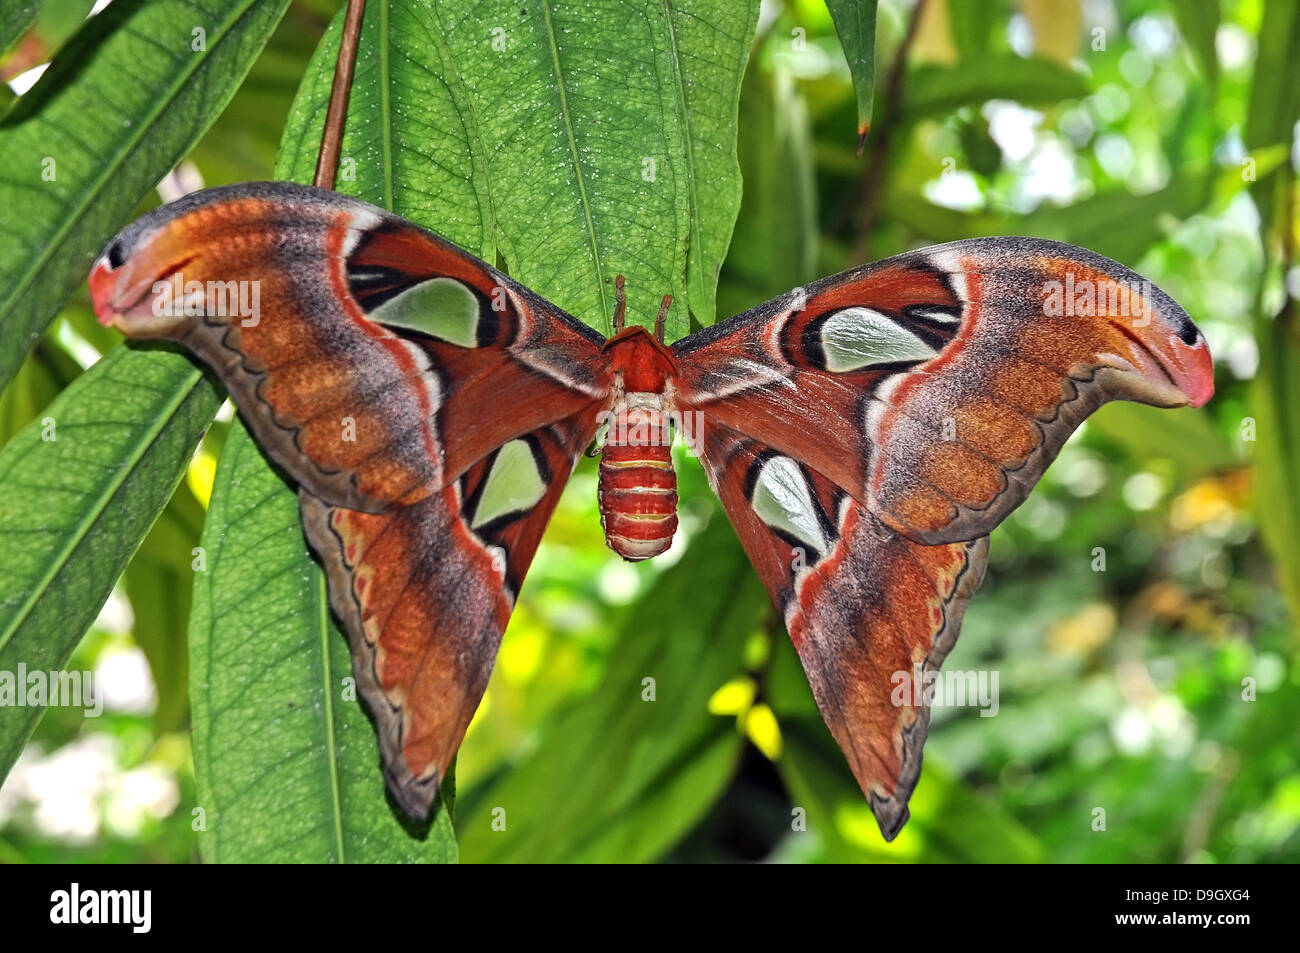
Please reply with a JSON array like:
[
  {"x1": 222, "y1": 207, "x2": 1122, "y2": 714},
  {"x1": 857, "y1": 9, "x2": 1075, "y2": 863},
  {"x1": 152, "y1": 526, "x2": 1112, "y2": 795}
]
[{"x1": 598, "y1": 392, "x2": 678, "y2": 562}]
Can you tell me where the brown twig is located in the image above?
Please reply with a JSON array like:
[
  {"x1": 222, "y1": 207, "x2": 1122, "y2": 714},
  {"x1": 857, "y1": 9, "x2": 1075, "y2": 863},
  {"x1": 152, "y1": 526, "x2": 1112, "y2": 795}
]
[
  {"x1": 313, "y1": 0, "x2": 368, "y2": 190},
  {"x1": 852, "y1": 0, "x2": 928, "y2": 262}
]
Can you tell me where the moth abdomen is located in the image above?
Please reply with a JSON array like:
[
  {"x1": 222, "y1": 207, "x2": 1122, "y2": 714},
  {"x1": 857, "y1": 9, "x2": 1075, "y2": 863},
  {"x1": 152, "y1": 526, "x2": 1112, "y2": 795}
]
[{"x1": 598, "y1": 396, "x2": 678, "y2": 561}]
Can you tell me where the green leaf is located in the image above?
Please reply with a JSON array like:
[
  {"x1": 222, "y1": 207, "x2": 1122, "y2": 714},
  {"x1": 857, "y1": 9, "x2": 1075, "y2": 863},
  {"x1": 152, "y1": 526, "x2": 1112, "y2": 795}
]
[
  {"x1": 946, "y1": 0, "x2": 996, "y2": 63},
  {"x1": 825, "y1": 0, "x2": 877, "y2": 152},
  {"x1": 905, "y1": 56, "x2": 1088, "y2": 118},
  {"x1": 188, "y1": 422, "x2": 457, "y2": 863},
  {"x1": 456, "y1": 514, "x2": 765, "y2": 863},
  {"x1": 1253, "y1": 303, "x2": 1300, "y2": 627},
  {"x1": 0, "y1": 0, "x2": 291, "y2": 393},
  {"x1": 425, "y1": 0, "x2": 725, "y2": 337},
  {"x1": 1244, "y1": 0, "x2": 1300, "y2": 166},
  {"x1": 274, "y1": 0, "x2": 500, "y2": 259},
  {"x1": 0, "y1": 345, "x2": 220, "y2": 783}
]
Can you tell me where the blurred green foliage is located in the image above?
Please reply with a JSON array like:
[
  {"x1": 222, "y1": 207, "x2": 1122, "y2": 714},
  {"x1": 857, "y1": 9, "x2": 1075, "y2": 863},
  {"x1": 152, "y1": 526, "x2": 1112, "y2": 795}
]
[{"x1": 0, "y1": 0, "x2": 1296, "y2": 864}]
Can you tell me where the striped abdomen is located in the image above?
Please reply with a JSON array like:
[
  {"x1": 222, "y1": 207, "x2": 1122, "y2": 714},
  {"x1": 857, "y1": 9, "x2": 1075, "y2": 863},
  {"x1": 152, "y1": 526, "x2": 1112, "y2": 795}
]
[{"x1": 598, "y1": 394, "x2": 678, "y2": 561}]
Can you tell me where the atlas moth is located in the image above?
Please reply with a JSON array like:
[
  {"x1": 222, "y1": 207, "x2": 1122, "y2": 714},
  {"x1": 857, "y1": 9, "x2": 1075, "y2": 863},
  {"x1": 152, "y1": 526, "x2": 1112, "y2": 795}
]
[{"x1": 90, "y1": 182, "x2": 1212, "y2": 839}]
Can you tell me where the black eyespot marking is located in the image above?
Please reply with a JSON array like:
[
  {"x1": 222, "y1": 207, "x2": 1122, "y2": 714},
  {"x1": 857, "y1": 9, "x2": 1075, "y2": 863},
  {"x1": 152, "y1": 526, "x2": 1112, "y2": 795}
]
[
  {"x1": 1174, "y1": 312, "x2": 1200, "y2": 345},
  {"x1": 797, "y1": 312, "x2": 830, "y2": 369},
  {"x1": 106, "y1": 239, "x2": 126, "y2": 270}
]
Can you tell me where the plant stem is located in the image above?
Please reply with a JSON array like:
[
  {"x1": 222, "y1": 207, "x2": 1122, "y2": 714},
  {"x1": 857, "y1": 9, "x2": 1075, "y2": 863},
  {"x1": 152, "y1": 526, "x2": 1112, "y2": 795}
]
[{"x1": 314, "y1": 0, "x2": 367, "y2": 190}]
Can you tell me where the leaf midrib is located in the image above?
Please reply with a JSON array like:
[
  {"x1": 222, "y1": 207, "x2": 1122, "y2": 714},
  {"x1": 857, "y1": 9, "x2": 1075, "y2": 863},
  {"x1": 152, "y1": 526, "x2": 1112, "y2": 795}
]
[
  {"x1": 538, "y1": 0, "x2": 609, "y2": 328},
  {"x1": 378, "y1": 0, "x2": 394, "y2": 210},
  {"x1": 661, "y1": 2, "x2": 704, "y2": 320}
]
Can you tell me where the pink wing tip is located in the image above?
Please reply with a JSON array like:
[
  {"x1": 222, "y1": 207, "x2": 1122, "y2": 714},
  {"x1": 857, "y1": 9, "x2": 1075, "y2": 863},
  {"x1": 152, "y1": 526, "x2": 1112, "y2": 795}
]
[
  {"x1": 87, "y1": 260, "x2": 118, "y2": 326},
  {"x1": 1176, "y1": 338, "x2": 1215, "y2": 408}
]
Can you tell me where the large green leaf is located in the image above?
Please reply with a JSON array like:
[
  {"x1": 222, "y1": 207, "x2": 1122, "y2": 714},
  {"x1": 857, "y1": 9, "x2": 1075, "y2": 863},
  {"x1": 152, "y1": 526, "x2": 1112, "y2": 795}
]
[
  {"x1": 0, "y1": 0, "x2": 291, "y2": 393},
  {"x1": 0, "y1": 345, "x2": 221, "y2": 783},
  {"x1": 1254, "y1": 309, "x2": 1300, "y2": 627},
  {"x1": 456, "y1": 514, "x2": 765, "y2": 863},
  {"x1": 664, "y1": 0, "x2": 759, "y2": 326},
  {"x1": 274, "y1": 0, "x2": 500, "y2": 260},
  {"x1": 189, "y1": 0, "x2": 760, "y2": 860},
  {"x1": 1244, "y1": 0, "x2": 1300, "y2": 182}
]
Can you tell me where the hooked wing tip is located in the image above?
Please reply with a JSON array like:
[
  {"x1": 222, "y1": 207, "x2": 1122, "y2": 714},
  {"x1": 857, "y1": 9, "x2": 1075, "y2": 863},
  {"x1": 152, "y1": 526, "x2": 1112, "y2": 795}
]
[
  {"x1": 384, "y1": 763, "x2": 443, "y2": 822},
  {"x1": 1175, "y1": 335, "x2": 1215, "y2": 408},
  {"x1": 872, "y1": 796, "x2": 910, "y2": 842},
  {"x1": 87, "y1": 258, "x2": 119, "y2": 327}
]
